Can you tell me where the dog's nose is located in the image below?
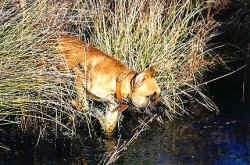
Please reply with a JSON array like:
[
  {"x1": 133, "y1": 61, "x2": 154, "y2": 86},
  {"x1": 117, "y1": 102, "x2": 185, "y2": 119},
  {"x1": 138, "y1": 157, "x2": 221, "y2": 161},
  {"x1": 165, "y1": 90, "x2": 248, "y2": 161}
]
[
  {"x1": 150, "y1": 92, "x2": 161, "y2": 105},
  {"x1": 147, "y1": 101, "x2": 165, "y2": 120},
  {"x1": 150, "y1": 92, "x2": 157, "y2": 101}
]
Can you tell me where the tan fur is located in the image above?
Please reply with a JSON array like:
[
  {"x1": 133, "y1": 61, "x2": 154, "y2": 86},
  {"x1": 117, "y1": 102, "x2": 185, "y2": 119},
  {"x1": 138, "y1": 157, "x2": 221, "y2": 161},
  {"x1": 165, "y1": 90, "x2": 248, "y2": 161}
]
[{"x1": 56, "y1": 35, "x2": 161, "y2": 135}]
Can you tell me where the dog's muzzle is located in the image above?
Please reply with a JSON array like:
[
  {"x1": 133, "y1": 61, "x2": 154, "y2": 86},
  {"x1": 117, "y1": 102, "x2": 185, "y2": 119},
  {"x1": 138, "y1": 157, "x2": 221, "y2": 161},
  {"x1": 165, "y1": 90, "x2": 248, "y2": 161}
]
[
  {"x1": 144, "y1": 100, "x2": 165, "y2": 124},
  {"x1": 145, "y1": 93, "x2": 164, "y2": 116}
]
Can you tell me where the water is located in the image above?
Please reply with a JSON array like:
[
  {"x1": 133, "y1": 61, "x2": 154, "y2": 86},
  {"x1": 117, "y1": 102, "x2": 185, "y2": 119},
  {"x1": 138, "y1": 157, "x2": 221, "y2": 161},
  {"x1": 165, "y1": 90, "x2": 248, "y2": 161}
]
[
  {"x1": 117, "y1": 112, "x2": 250, "y2": 165},
  {"x1": 1, "y1": 108, "x2": 249, "y2": 165}
]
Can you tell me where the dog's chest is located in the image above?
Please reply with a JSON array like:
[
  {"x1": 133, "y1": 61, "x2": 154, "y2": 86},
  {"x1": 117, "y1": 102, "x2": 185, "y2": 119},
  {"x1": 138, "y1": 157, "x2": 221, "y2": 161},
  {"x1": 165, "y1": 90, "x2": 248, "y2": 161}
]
[{"x1": 87, "y1": 76, "x2": 116, "y2": 101}]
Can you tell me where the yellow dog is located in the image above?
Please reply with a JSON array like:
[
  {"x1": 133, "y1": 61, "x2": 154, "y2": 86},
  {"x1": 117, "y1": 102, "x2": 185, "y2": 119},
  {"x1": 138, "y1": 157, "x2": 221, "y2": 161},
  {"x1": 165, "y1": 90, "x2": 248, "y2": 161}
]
[{"x1": 57, "y1": 35, "x2": 161, "y2": 135}]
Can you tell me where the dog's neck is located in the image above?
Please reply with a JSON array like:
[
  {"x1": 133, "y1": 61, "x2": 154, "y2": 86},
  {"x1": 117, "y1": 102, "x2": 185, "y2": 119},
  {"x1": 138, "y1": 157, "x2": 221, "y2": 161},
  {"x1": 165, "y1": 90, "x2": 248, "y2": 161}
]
[{"x1": 116, "y1": 70, "x2": 137, "y2": 103}]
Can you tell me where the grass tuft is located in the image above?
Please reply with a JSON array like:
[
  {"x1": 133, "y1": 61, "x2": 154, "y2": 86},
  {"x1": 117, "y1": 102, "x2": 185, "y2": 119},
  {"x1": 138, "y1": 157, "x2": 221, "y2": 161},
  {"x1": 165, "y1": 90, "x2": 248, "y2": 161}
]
[
  {"x1": 79, "y1": 0, "x2": 219, "y2": 117},
  {"x1": 0, "y1": 0, "x2": 90, "y2": 136}
]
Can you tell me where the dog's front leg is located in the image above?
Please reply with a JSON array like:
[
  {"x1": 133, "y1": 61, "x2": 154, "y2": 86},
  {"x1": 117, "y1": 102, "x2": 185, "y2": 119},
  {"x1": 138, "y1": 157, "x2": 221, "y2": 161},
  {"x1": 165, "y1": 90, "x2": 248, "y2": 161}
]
[
  {"x1": 97, "y1": 96, "x2": 122, "y2": 136},
  {"x1": 101, "y1": 105, "x2": 130, "y2": 136},
  {"x1": 103, "y1": 103, "x2": 120, "y2": 136}
]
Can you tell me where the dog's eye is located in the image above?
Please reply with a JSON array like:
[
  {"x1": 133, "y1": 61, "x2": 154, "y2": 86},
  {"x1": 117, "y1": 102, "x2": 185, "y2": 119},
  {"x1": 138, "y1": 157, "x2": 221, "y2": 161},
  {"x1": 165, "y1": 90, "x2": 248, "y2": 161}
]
[
  {"x1": 149, "y1": 92, "x2": 157, "y2": 97},
  {"x1": 147, "y1": 92, "x2": 157, "y2": 100},
  {"x1": 147, "y1": 93, "x2": 154, "y2": 98}
]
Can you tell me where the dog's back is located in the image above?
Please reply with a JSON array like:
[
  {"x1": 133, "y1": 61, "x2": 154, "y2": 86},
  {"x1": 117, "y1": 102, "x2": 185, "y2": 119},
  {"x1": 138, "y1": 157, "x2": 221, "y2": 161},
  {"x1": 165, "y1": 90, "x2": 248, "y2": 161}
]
[
  {"x1": 57, "y1": 35, "x2": 133, "y2": 100},
  {"x1": 57, "y1": 35, "x2": 126, "y2": 73}
]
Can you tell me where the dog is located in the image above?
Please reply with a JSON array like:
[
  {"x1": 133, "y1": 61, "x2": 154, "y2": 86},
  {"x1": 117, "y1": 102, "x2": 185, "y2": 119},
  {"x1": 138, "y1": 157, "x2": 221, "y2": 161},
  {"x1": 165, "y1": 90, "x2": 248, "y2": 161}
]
[{"x1": 57, "y1": 35, "x2": 161, "y2": 135}]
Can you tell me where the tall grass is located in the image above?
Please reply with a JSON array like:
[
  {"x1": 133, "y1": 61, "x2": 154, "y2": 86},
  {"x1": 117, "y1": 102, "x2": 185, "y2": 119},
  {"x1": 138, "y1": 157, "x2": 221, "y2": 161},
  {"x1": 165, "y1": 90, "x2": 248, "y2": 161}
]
[
  {"x1": 0, "y1": 0, "x2": 90, "y2": 136},
  {"x1": 81, "y1": 0, "x2": 218, "y2": 117},
  {"x1": 0, "y1": 0, "x2": 218, "y2": 137}
]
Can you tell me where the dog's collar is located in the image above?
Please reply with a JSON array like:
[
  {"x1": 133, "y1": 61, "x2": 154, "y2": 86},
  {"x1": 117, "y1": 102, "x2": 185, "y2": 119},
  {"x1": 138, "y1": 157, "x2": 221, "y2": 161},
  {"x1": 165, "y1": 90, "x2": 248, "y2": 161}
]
[
  {"x1": 115, "y1": 71, "x2": 136, "y2": 103},
  {"x1": 130, "y1": 72, "x2": 138, "y2": 93}
]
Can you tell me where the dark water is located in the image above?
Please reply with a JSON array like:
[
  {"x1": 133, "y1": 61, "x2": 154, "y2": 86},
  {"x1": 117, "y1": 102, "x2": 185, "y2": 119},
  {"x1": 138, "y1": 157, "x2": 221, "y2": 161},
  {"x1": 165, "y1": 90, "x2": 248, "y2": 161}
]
[
  {"x1": 117, "y1": 112, "x2": 250, "y2": 165},
  {"x1": 0, "y1": 109, "x2": 250, "y2": 165}
]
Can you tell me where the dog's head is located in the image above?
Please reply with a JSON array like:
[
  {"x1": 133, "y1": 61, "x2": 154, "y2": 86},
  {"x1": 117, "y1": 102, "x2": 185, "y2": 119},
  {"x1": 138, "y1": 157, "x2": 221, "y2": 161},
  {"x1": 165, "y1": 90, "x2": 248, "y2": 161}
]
[{"x1": 130, "y1": 67, "x2": 161, "y2": 110}]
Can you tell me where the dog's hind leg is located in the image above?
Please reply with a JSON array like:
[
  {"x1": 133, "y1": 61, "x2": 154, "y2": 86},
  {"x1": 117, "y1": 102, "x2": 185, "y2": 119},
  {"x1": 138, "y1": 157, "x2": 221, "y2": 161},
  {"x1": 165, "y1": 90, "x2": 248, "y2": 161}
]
[{"x1": 71, "y1": 67, "x2": 88, "y2": 111}]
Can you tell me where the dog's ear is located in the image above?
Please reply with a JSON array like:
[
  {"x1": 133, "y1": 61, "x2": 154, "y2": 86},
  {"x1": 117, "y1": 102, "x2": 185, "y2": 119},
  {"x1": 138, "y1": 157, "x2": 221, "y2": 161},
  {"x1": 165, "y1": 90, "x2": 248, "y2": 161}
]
[
  {"x1": 133, "y1": 66, "x2": 156, "y2": 87},
  {"x1": 145, "y1": 66, "x2": 156, "y2": 77},
  {"x1": 133, "y1": 72, "x2": 146, "y2": 86}
]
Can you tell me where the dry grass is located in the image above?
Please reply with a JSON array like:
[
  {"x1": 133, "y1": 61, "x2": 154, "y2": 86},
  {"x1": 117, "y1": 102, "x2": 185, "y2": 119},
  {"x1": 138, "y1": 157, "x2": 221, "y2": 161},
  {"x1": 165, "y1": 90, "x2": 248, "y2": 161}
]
[
  {"x1": 0, "y1": 0, "x2": 219, "y2": 137},
  {"x1": 0, "y1": 0, "x2": 91, "y2": 136}
]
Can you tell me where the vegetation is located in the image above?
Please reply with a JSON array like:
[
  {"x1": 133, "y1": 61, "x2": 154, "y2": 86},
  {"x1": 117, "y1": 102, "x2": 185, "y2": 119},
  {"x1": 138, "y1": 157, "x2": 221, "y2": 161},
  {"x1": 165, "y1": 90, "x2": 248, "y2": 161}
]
[
  {"x1": 85, "y1": 0, "x2": 219, "y2": 117},
  {"x1": 0, "y1": 0, "x2": 83, "y2": 136},
  {"x1": 0, "y1": 0, "x2": 219, "y2": 138}
]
